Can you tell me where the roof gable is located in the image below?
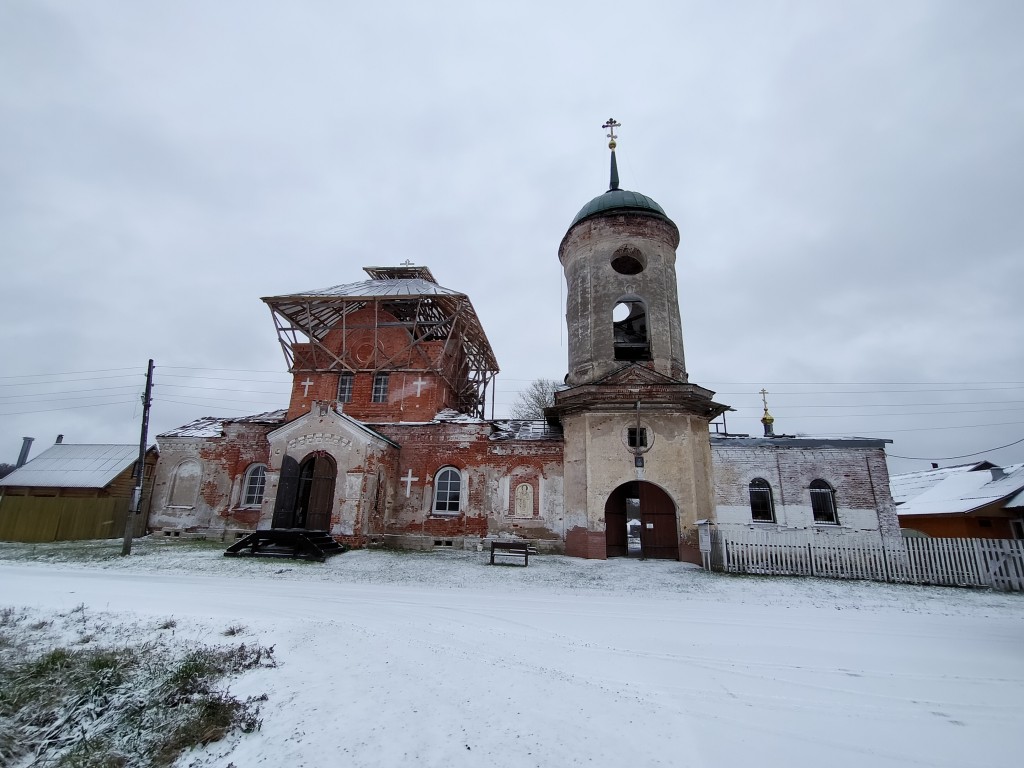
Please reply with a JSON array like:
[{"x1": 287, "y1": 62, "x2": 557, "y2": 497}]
[
  {"x1": 592, "y1": 364, "x2": 687, "y2": 387},
  {"x1": 268, "y1": 403, "x2": 400, "y2": 449}
]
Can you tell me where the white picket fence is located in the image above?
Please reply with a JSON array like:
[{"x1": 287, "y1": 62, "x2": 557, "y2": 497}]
[{"x1": 708, "y1": 529, "x2": 1024, "y2": 592}]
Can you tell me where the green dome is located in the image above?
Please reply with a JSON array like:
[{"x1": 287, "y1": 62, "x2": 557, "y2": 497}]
[{"x1": 570, "y1": 188, "x2": 669, "y2": 227}]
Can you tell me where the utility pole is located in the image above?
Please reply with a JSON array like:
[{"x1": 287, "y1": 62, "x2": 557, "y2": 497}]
[{"x1": 121, "y1": 359, "x2": 154, "y2": 556}]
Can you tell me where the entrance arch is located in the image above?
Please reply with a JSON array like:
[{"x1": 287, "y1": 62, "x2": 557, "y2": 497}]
[
  {"x1": 272, "y1": 451, "x2": 336, "y2": 530},
  {"x1": 605, "y1": 481, "x2": 679, "y2": 560}
]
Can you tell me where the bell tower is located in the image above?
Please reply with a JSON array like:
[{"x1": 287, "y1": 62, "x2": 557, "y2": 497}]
[
  {"x1": 560, "y1": 118, "x2": 688, "y2": 385},
  {"x1": 552, "y1": 120, "x2": 729, "y2": 562}
]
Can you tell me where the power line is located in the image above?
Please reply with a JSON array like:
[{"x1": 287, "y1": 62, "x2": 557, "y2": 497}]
[
  {"x1": 155, "y1": 398, "x2": 283, "y2": 414},
  {"x1": 0, "y1": 400, "x2": 138, "y2": 416},
  {"x1": 0, "y1": 375, "x2": 143, "y2": 388},
  {"x1": 157, "y1": 373, "x2": 290, "y2": 384},
  {"x1": 0, "y1": 367, "x2": 139, "y2": 380},
  {"x1": 888, "y1": 436, "x2": 1024, "y2": 461},
  {"x1": 0, "y1": 386, "x2": 142, "y2": 401},
  {"x1": 158, "y1": 383, "x2": 290, "y2": 395}
]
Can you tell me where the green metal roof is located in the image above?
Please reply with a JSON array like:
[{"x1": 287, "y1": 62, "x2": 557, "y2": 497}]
[{"x1": 569, "y1": 188, "x2": 669, "y2": 227}]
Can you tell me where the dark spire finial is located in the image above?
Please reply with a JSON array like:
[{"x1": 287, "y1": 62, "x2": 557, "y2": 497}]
[{"x1": 602, "y1": 118, "x2": 621, "y2": 191}]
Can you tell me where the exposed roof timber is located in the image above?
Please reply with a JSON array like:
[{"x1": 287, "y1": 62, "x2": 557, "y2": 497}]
[{"x1": 262, "y1": 290, "x2": 499, "y2": 418}]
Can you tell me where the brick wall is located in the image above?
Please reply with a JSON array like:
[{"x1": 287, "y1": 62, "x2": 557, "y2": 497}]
[
  {"x1": 711, "y1": 442, "x2": 899, "y2": 535},
  {"x1": 374, "y1": 420, "x2": 565, "y2": 547}
]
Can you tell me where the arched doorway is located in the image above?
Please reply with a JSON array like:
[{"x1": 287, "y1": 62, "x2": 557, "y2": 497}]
[
  {"x1": 272, "y1": 451, "x2": 336, "y2": 530},
  {"x1": 605, "y1": 481, "x2": 678, "y2": 560}
]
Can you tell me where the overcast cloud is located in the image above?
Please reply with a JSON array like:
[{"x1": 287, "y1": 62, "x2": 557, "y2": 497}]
[{"x1": 2, "y1": 0, "x2": 1023, "y2": 475}]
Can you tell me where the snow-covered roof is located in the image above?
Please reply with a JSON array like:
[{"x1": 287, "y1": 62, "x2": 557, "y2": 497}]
[
  {"x1": 0, "y1": 444, "x2": 140, "y2": 489},
  {"x1": 158, "y1": 410, "x2": 287, "y2": 439},
  {"x1": 490, "y1": 420, "x2": 564, "y2": 441},
  {"x1": 710, "y1": 434, "x2": 890, "y2": 449},
  {"x1": 889, "y1": 462, "x2": 994, "y2": 506},
  {"x1": 894, "y1": 463, "x2": 1024, "y2": 517}
]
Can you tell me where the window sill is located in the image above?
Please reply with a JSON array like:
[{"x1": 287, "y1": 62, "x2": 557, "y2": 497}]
[{"x1": 430, "y1": 512, "x2": 461, "y2": 518}]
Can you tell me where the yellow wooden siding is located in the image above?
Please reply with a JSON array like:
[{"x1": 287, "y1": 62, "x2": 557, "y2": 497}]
[{"x1": 0, "y1": 497, "x2": 145, "y2": 542}]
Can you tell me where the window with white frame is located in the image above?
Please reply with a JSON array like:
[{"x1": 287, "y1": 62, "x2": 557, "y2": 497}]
[
  {"x1": 433, "y1": 467, "x2": 461, "y2": 515},
  {"x1": 242, "y1": 464, "x2": 267, "y2": 507},
  {"x1": 809, "y1": 479, "x2": 838, "y2": 524},
  {"x1": 749, "y1": 478, "x2": 775, "y2": 522},
  {"x1": 371, "y1": 373, "x2": 389, "y2": 403},
  {"x1": 337, "y1": 373, "x2": 354, "y2": 403}
]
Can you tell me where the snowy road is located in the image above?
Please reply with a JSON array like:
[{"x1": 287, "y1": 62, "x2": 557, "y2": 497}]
[{"x1": 2, "y1": 546, "x2": 1022, "y2": 767}]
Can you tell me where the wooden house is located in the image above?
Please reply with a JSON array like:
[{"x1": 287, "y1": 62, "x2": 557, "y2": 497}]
[
  {"x1": 0, "y1": 442, "x2": 157, "y2": 542},
  {"x1": 891, "y1": 461, "x2": 1024, "y2": 539}
]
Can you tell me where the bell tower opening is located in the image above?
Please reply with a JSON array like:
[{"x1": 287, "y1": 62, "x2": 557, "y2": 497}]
[{"x1": 613, "y1": 300, "x2": 650, "y2": 361}]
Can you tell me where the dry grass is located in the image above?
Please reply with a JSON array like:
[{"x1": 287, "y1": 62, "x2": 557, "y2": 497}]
[{"x1": 0, "y1": 607, "x2": 275, "y2": 767}]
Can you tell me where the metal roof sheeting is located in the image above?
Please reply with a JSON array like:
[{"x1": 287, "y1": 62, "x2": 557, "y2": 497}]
[
  {"x1": 0, "y1": 444, "x2": 139, "y2": 489},
  {"x1": 269, "y1": 278, "x2": 464, "y2": 301}
]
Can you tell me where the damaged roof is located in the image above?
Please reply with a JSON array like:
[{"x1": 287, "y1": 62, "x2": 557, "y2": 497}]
[
  {"x1": 0, "y1": 444, "x2": 141, "y2": 489},
  {"x1": 490, "y1": 420, "x2": 564, "y2": 441},
  {"x1": 261, "y1": 264, "x2": 499, "y2": 418},
  {"x1": 158, "y1": 410, "x2": 287, "y2": 439}
]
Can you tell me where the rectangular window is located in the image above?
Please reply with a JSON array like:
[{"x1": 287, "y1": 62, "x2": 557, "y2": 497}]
[
  {"x1": 337, "y1": 373, "x2": 354, "y2": 403},
  {"x1": 371, "y1": 373, "x2": 389, "y2": 403},
  {"x1": 627, "y1": 428, "x2": 647, "y2": 448},
  {"x1": 749, "y1": 487, "x2": 775, "y2": 522},
  {"x1": 810, "y1": 485, "x2": 838, "y2": 524}
]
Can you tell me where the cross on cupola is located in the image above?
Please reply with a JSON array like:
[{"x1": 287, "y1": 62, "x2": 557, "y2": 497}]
[
  {"x1": 759, "y1": 388, "x2": 775, "y2": 437},
  {"x1": 601, "y1": 118, "x2": 621, "y2": 191},
  {"x1": 602, "y1": 117, "x2": 620, "y2": 149}
]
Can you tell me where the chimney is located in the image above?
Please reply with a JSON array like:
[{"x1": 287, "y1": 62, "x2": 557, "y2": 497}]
[
  {"x1": 55, "y1": 434, "x2": 64, "y2": 444},
  {"x1": 16, "y1": 437, "x2": 34, "y2": 468},
  {"x1": 990, "y1": 467, "x2": 1006, "y2": 481},
  {"x1": 931, "y1": 463, "x2": 938, "y2": 469}
]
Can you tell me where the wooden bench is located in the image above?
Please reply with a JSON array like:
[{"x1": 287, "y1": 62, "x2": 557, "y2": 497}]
[{"x1": 489, "y1": 541, "x2": 536, "y2": 566}]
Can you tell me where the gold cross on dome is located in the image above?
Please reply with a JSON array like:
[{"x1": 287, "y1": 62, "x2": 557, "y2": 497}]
[
  {"x1": 760, "y1": 388, "x2": 770, "y2": 410},
  {"x1": 602, "y1": 118, "x2": 621, "y2": 149}
]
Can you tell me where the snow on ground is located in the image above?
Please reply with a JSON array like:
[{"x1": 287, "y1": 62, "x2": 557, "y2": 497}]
[{"x1": 2, "y1": 538, "x2": 1022, "y2": 768}]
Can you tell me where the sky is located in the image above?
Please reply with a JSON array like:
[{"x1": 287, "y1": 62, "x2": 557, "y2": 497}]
[{"x1": 2, "y1": 0, "x2": 1023, "y2": 476}]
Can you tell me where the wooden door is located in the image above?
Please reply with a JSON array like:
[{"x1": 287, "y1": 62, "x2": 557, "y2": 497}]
[
  {"x1": 639, "y1": 483, "x2": 679, "y2": 560},
  {"x1": 604, "y1": 483, "x2": 634, "y2": 558},
  {"x1": 271, "y1": 455, "x2": 300, "y2": 528},
  {"x1": 305, "y1": 453, "x2": 336, "y2": 531}
]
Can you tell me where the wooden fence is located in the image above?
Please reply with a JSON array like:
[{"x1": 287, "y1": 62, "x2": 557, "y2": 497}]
[
  {"x1": 709, "y1": 529, "x2": 1024, "y2": 592},
  {"x1": 0, "y1": 496, "x2": 145, "y2": 543}
]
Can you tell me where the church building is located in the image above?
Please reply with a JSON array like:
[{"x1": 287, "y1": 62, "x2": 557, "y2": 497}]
[{"x1": 149, "y1": 125, "x2": 899, "y2": 561}]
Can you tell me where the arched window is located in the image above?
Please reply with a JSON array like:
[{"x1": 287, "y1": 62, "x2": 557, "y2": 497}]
[
  {"x1": 433, "y1": 467, "x2": 461, "y2": 515},
  {"x1": 242, "y1": 464, "x2": 267, "y2": 507},
  {"x1": 613, "y1": 299, "x2": 651, "y2": 361},
  {"x1": 810, "y1": 479, "x2": 838, "y2": 524},
  {"x1": 749, "y1": 478, "x2": 775, "y2": 522}
]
